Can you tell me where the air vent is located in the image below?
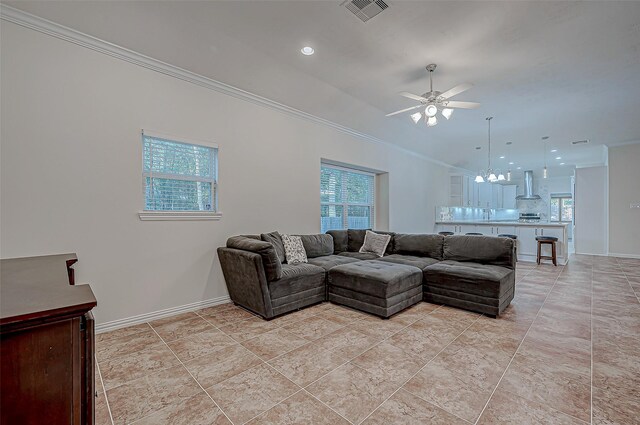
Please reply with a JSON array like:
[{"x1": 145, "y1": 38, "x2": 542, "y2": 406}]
[
  {"x1": 342, "y1": 0, "x2": 389, "y2": 22},
  {"x1": 572, "y1": 139, "x2": 589, "y2": 145}
]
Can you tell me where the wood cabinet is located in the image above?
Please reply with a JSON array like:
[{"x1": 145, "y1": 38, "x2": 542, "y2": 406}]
[{"x1": 1, "y1": 254, "x2": 97, "y2": 425}]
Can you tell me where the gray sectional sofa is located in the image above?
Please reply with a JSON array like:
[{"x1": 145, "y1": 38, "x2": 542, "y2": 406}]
[{"x1": 217, "y1": 229, "x2": 515, "y2": 320}]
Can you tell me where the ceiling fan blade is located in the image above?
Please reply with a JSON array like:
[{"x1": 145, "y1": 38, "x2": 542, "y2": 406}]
[
  {"x1": 443, "y1": 100, "x2": 481, "y2": 109},
  {"x1": 385, "y1": 104, "x2": 423, "y2": 117},
  {"x1": 439, "y1": 83, "x2": 473, "y2": 100},
  {"x1": 399, "y1": 91, "x2": 428, "y2": 102}
]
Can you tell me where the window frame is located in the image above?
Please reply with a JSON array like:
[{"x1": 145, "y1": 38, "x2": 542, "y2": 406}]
[
  {"x1": 549, "y1": 194, "x2": 572, "y2": 223},
  {"x1": 138, "y1": 130, "x2": 222, "y2": 221},
  {"x1": 320, "y1": 163, "x2": 376, "y2": 232}
]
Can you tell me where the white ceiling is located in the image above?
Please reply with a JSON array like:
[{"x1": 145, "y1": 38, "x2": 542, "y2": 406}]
[{"x1": 7, "y1": 1, "x2": 640, "y2": 177}]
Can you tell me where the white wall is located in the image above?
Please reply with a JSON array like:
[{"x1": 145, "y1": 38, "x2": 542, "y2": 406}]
[
  {"x1": 608, "y1": 143, "x2": 640, "y2": 257},
  {"x1": 574, "y1": 166, "x2": 608, "y2": 255},
  {"x1": 0, "y1": 22, "x2": 450, "y2": 324}
]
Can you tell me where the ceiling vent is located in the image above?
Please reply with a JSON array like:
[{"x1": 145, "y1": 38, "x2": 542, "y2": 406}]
[
  {"x1": 572, "y1": 139, "x2": 589, "y2": 145},
  {"x1": 342, "y1": 0, "x2": 389, "y2": 22}
]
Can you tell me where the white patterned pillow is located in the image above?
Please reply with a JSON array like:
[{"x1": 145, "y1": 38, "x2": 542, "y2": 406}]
[
  {"x1": 359, "y1": 230, "x2": 391, "y2": 257},
  {"x1": 281, "y1": 234, "x2": 308, "y2": 264}
]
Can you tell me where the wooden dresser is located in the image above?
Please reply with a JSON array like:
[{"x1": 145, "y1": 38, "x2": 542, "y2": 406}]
[{"x1": 1, "y1": 253, "x2": 97, "y2": 425}]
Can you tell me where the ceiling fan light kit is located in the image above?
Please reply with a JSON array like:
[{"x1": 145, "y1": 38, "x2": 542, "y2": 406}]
[{"x1": 385, "y1": 64, "x2": 480, "y2": 127}]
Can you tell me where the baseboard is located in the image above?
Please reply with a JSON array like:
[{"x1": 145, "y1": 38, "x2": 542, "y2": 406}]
[
  {"x1": 95, "y1": 295, "x2": 231, "y2": 334},
  {"x1": 608, "y1": 253, "x2": 640, "y2": 259}
]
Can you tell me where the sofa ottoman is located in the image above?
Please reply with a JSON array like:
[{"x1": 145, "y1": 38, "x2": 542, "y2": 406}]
[{"x1": 328, "y1": 260, "x2": 423, "y2": 318}]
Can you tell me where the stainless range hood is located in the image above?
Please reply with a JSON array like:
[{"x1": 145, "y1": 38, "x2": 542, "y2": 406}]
[{"x1": 515, "y1": 170, "x2": 541, "y2": 200}]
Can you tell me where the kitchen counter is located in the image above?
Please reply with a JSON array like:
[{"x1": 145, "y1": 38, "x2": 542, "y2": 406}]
[{"x1": 435, "y1": 220, "x2": 570, "y2": 227}]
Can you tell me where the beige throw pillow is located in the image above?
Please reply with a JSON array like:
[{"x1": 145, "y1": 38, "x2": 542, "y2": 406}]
[
  {"x1": 281, "y1": 234, "x2": 308, "y2": 264},
  {"x1": 359, "y1": 230, "x2": 391, "y2": 257}
]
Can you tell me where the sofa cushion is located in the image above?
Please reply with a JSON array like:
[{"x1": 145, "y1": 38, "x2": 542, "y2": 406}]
[
  {"x1": 376, "y1": 254, "x2": 439, "y2": 269},
  {"x1": 270, "y1": 263, "x2": 325, "y2": 301},
  {"x1": 307, "y1": 255, "x2": 360, "y2": 272},
  {"x1": 423, "y1": 260, "x2": 513, "y2": 298},
  {"x1": 281, "y1": 234, "x2": 308, "y2": 264},
  {"x1": 261, "y1": 231, "x2": 285, "y2": 263},
  {"x1": 359, "y1": 230, "x2": 392, "y2": 257},
  {"x1": 329, "y1": 260, "x2": 422, "y2": 299},
  {"x1": 299, "y1": 234, "x2": 334, "y2": 258},
  {"x1": 326, "y1": 230, "x2": 348, "y2": 253},
  {"x1": 347, "y1": 229, "x2": 370, "y2": 252},
  {"x1": 338, "y1": 251, "x2": 378, "y2": 260},
  {"x1": 393, "y1": 233, "x2": 444, "y2": 260},
  {"x1": 227, "y1": 236, "x2": 282, "y2": 281},
  {"x1": 443, "y1": 235, "x2": 514, "y2": 268}
]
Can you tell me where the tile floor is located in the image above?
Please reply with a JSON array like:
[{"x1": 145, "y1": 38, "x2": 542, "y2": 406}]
[{"x1": 95, "y1": 254, "x2": 640, "y2": 425}]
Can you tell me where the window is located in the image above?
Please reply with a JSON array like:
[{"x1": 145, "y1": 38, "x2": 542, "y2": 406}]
[
  {"x1": 550, "y1": 194, "x2": 572, "y2": 222},
  {"x1": 320, "y1": 164, "x2": 375, "y2": 233},
  {"x1": 142, "y1": 131, "x2": 218, "y2": 215}
]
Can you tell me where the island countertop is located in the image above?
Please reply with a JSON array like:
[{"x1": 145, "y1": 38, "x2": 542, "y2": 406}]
[{"x1": 435, "y1": 220, "x2": 570, "y2": 227}]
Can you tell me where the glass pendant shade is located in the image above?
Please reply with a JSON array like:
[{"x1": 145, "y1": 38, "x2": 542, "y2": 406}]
[
  {"x1": 442, "y1": 108, "x2": 454, "y2": 120},
  {"x1": 507, "y1": 170, "x2": 512, "y2": 181},
  {"x1": 497, "y1": 173, "x2": 506, "y2": 181},
  {"x1": 410, "y1": 112, "x2": 422, "y2": 124},
  {"x1": 475, "y1": 175, "x2": 485, "y2": 183},
  {"x1": 543, "y1": 166, "x2": 548, "y2": 179},
  {"x1": 425, "y1": 104, "x2": 438, "y2": 117},
  {"x1": 427, "y1": 116, "x2": 438, "y2": 127},
  {"x1": 488, "y1": 173, "x2": 497, "y2": 182}
]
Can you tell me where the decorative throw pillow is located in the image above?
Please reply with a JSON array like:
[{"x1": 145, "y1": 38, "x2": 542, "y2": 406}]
[
  {"x1": 359, "y1": 230, "x2": 391, "y2": 257},
  {"x1": 261, "y1": 231, "x2": 286, "y2": 263},
  {"x1": 281, "y1": 234, "x2": 308, "y2": 264}
]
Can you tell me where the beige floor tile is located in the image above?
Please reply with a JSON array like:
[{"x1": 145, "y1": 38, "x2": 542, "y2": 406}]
[
  {"x1": 403, "y1": 360, "x2": 493, "y2": 423},
  {"x1": 478, "y1": 391, "x2": 589, "y2": 425},
  {"x1": 149, "y1": 313, "x2": 215, "y2": 342},
  {"x1": 313, "y1": 327, "x2": 379, "y2": 358},
  {"x1": 100, "y1": 342, "x2": 181, "y2": 390},
  {"x1": 183, "y1": 344, "x2": 262, "y2": 389},
  {"x1": 351, "y1": 341, "x2": 425, "y2": 385},
  {"x1": 166, "y1": 327, "x2": 236, "y2": 362},
  {"x1": 96, "y1": 327, "x2": 162, "y2": 362},
  {"x1": 218, "y1": 316, "x2": 279, "y2": 342},
  {"x1": 307, "y1": 363, "x2": 401, "y2": 424},
  {"x1": 95, "y1": 391, "x2": 112, "y2": 425},
  {"x1": 131, "y1": 392, "x2": 231, "y2": 425},
  {"x1": 106, "y1": 365, "x2": 201, "y2": 425},
  {"x1": 350, "y1": 314, "x2": 408, "y2": 340},
  {"x1": 283, "y1": 315, "x2": 345, "y2": 341},
  {"x1": 96, "y1": 323, "x2": 152, "y2": 345},
  {"x1": 386, "y1": 321, "x2": 451, "y2": 362},
  {"x1": 592, "y1": 385, "x2": 640, "y2": 425},
  {"x1": 362, "y1": 389, "x2": 468, "y2": 425},
  {"x1": 207, "y1": 364, "x2": 299, "y2": 424},
  {"x1": 241, "y1": 327, "x2": 308, "y2": 360},
  {"x1": 247, "y1": 390, "x2": 351, "y2": 425},
  {"x1": 498, "y1": 354, "x2": 591, "y2": 422},
  {"x1": 197, "y1": 305, "x2": 255, "y2": 326},
  {"x1": 316, "y1": 304, "x2": 370, "y2": 325}
]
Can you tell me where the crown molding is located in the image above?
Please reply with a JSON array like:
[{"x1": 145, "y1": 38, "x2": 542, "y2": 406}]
[{"x1": 1, "y1": 4, "x2": 460, "y2": 170}]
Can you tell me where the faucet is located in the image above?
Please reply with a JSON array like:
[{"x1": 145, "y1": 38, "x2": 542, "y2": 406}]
[{"x1": 483, "y1": 208, "x2": 492, "y2": 221}]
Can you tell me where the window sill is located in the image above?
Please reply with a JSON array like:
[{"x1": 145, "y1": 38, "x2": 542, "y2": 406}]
[{"x1": 138, "y1": 211, "x2": 223, "y2": 221}]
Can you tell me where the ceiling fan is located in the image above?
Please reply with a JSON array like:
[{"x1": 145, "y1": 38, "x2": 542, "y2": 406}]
[{"x1": 386, "y1": 64, "x2": 480, "y2": 127}]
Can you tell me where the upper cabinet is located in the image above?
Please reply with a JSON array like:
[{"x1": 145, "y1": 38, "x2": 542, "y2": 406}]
[{"x1": 449, "y1": 175, "x2": 517, "y2": 209}]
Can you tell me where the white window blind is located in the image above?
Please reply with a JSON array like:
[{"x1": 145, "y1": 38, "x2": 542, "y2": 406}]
[
  {"x1": 320, "y1": 164, "x2": 375, "y2": 233},
  {"x1": 142, "y1": 132, "x2": 218, "y2": 212}
]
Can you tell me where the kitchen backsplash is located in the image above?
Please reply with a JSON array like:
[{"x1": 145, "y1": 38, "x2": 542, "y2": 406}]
[
  {"x1": 437, "y1": 207, "x2": 519, "y2": 222},
  {"x1": 516, "y1": 181, "x2": 552, "y2": 220}
]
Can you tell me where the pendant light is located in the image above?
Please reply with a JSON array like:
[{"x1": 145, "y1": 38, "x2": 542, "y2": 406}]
[
  {"x1": 506, "y1": 141, "x2": 513, "y2": 181},
  {"x1": 542, "y1": 136, "x2": 549, "y2": 178},
  {"x1": 476, "y1": 117, "x2": 497, "y2": 183}
]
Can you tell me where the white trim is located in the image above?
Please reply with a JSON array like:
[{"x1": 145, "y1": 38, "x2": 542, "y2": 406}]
[
  {"x1": 0, "y1": 5, "x2": 460, "y2": 171},
  {"x1": 138, "y1": 211, "x2": 223, "y2": 221},
  {"x1": 608, "y1": 253, "x2": 640, "y2": 259},
  {"x1": 95, "y1": 295, "x2": 231, "y2": 333},
  {"x1": 142, "y1": 129, "x2": 218, "y2": 149}
]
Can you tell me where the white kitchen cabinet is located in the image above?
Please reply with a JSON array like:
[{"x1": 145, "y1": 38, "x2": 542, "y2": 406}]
[
  {"x1": 474, "y1": 224, "x2": 516, "y2": 236},
  {"x1": 437, "y1": 224, "x2": 457, "y2": 233},
  {"x1": 502, "y1": 185, "x2": 517, "y2": 209},
  {"x1": 458, "y1": 224, "x2": 478, "y2": 234},
  {"x1": 478, "y1": 184, "x2": 492, "y2": 208},
  {"x1": 517, "y1": 225, "x2": 566, "y2": 262},
  {"x1": 492, "y1": 185, "x2": 503, "y2": 209},
  {"x1": 449, "y1": 175, "x2": 463, "y2": 206},
  {"x1": 516, "y1": 227, "x2": 539, "y2": 256}
]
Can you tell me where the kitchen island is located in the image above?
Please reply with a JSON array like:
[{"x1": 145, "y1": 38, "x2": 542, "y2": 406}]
[{"x1": 435, "y1": 221, "x2": 570, "y2": 265}]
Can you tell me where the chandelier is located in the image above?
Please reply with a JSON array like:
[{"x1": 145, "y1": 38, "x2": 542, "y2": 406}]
[{"x1": 475, "y1": 117, "x2": 505, "y2": 183}]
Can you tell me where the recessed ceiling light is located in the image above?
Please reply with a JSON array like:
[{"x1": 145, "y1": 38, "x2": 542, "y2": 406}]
[
  {"x1": 555, "y1": 156, "x2": 562, "y2": 160},
  {"x1": 560, "y1": 162, "x2": 565, "y2": 165},
  {"x1": 509, "y1": 161, "x2": 514, "y2": 165},
  {"x1": 550, "y1": 149, "x2": 557, "y2": 153},
  {"x1": 301, "y1": 46, "x2": 314, "y2": 55},
  {"x1": 517, "y1": 167, "x2": 522, "y2": 170},
  {"x1": 499, "y1": 156, "x2": 505, "y2": 159}
]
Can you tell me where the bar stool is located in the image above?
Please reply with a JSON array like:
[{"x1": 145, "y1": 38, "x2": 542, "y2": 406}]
[
  {"x1": 438, "y1": 231, "x2": 454, "y2": 236},
  {"x1": 536, "y1": 236, "x2": 558, "y2": 266},
  {"x1": 466, "y1": 232, "x2": 483, "y2": 235},
  {"x1": 498, "y1": 234, "x2": 518, "y2": 262}
]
